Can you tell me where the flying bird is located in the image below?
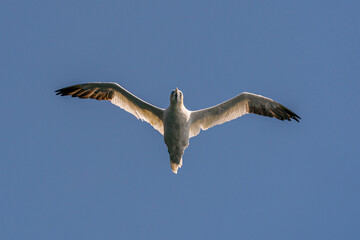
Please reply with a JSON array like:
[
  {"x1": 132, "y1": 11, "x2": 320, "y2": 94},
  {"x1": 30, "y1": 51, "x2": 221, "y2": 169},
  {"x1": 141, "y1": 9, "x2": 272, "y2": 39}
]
[{"x1": 55, "y1": 82, "x2": 300, "y2": 174}]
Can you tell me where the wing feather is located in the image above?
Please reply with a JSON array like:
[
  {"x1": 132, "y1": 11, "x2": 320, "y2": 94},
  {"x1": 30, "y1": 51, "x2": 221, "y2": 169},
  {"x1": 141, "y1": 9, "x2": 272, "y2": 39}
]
[
  {"x1": 189, "y1": 92, "x2": 300, "y2": 138},
  {"x1": 55, "y1": 82, "x2": 165, "y2": 135}
]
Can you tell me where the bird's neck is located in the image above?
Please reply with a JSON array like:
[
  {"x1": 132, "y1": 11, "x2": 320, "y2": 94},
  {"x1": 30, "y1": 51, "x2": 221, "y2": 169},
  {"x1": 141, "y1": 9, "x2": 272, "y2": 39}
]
[{"x1": 170, "y1": 102, "x2": 185, "y2": 111}]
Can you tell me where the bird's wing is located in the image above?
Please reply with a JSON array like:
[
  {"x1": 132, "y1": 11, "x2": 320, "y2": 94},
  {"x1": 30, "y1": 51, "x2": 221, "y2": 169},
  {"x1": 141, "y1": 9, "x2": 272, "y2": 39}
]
[
  {"x1": 55, "y1": 82, "x2": 165, "y2": 135},
  {"x1": 189, "y1": 92, "x2": 300, "y2": 138}
]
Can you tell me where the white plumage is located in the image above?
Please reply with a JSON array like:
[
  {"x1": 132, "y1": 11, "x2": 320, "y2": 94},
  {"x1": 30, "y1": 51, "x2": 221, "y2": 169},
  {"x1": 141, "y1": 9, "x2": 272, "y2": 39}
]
[{"x1": 56, "y1": 82, "x2": 300, "y2": 174}]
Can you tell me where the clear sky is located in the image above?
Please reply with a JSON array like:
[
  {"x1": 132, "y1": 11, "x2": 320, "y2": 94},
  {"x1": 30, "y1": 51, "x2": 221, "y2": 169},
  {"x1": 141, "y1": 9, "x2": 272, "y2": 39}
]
[{"x1": 1, "y1": 0, "x2": 360, "y2": 239}]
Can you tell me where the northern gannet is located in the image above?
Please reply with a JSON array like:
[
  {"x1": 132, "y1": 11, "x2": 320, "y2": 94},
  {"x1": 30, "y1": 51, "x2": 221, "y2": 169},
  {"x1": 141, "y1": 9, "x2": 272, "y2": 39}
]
[{"x1": 56, "y1": 82, "x2": 300, "y2": 174}]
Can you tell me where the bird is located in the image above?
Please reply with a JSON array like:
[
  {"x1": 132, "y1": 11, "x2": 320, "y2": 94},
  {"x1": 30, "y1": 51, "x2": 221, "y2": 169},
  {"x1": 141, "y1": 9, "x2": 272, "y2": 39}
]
[{"x1": 55, "y1": 82, "x2": 300, "y2": 174}]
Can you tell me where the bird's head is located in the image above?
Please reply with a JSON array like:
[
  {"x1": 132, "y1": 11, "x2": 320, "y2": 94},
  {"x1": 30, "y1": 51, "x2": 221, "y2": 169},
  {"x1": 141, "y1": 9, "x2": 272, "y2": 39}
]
[{"x1": 170, "y1": 88, "x2": 183, "y2": 105}]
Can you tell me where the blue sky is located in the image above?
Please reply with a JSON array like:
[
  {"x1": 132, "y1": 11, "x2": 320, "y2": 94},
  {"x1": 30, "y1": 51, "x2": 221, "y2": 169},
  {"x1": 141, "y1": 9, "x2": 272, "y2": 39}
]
[{"x1": 1, "y1": 0, "x2": 360, "y2": 239}]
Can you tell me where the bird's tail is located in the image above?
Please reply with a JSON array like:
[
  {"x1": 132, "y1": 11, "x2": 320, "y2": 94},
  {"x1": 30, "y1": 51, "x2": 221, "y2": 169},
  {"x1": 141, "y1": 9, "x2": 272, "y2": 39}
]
[{"x1": 170, "y1": 158, "x2": 183, "y2": 174}]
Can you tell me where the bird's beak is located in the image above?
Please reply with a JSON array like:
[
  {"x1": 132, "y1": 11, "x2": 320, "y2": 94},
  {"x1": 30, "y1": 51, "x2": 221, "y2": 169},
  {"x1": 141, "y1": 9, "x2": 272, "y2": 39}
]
[{"x1": 173, "y1": 88, "x2": 181, "y2": 101}]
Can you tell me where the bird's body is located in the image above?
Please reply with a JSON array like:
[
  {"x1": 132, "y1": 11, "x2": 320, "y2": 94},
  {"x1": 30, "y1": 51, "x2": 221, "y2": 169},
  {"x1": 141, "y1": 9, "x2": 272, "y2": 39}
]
[
  {"x1": 56, "y1": 83, "x2": 300, "y2": 174},
  {"x1": 163, "y1": 98, "x2": 191, "y2": 172}
]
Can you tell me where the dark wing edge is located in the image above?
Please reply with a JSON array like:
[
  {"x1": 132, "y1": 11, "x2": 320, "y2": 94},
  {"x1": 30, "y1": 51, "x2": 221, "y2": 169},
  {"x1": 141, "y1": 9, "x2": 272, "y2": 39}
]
[
  {"x1": 246, "y1": 93, "x2": 301, "y2": 122},
  {"x1": 55, "y1": 83, "x2": 115, "y2": 100},
  {"x1": 189, "y1": 92, "x2": 300, "y2": 138},
  {"x1": 55, "y1": 82, "x2": 165, "y2": 135}
]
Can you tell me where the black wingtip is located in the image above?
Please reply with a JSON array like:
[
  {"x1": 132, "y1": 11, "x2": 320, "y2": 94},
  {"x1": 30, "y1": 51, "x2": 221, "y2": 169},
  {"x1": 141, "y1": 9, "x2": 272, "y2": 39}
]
[
  {"x1": 293, "y1": 112, "x2": 301, "y2": 122},
  {"x1": 281, "y1": 105, "x2": 301, "y2": 123},
  {"x1": 55, "y1": 90, "x2": 65, "y2": 96},
  {"x1": 55, "y1": 86, "x2": 75, "y2": 96}
]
